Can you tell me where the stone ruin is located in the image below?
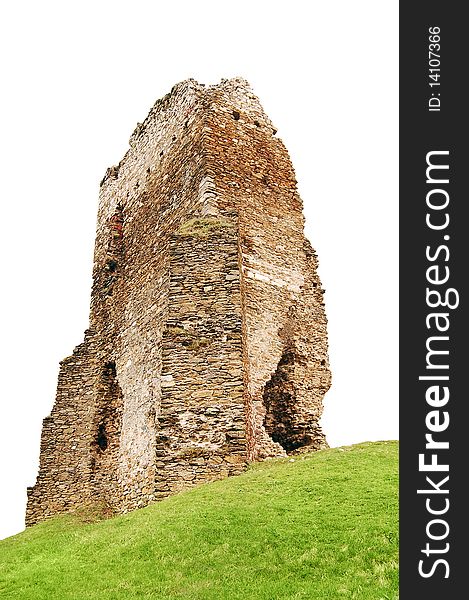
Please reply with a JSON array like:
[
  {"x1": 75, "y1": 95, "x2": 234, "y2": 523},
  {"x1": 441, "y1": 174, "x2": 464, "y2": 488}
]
[{"x1": 26, "y1": 78, "x2": 331, "y2": 526}]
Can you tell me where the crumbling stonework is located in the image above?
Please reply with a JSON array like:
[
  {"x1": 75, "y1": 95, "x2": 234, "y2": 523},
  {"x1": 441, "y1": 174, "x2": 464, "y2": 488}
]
[{"x1": 26, "y1": 78, "x2": 331, "y2": 526}]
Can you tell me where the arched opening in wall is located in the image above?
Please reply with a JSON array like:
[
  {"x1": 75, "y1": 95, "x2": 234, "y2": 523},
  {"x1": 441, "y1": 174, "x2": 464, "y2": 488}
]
[{"x1": 262, "y1": 350, "x2": 307, "y2": 453}]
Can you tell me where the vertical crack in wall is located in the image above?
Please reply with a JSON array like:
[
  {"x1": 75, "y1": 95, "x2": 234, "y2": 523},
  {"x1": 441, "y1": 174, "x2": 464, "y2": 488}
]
[
  {"x1": 91, "y1": 360, "x2": 123, "y2": 511},
  {"x1": 103, "y1": 206, "x2": 124, "y2": 297}
]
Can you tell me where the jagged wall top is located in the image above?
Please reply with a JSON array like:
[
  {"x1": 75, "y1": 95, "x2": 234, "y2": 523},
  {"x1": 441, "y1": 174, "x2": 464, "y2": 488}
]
[{"x1": 99, "y1": 78, "x2": 278, "y2": 209}]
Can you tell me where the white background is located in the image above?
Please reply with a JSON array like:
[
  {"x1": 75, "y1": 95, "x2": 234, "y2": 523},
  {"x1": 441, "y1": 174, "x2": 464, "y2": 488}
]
[{"x1": 0, "y1": 1, "x2": 398, "y2": 540}]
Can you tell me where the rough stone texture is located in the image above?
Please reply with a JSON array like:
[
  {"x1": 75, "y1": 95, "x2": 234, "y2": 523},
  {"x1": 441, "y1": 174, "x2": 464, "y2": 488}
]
[{"x1": 26, "y1": 78, "x2": 331, "y2": 526}]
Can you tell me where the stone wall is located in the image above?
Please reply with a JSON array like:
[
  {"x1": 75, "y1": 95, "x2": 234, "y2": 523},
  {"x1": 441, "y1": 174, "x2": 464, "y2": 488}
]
[
  {"x1": 194, "y1": 80, "x2": 331, "y2": 459},
  {"x1": 26, "y1": 330, "x2": 97, "y2": 524},
  {"x1": 26, "y1": 78, "x2": 331, "y2": 525},
  {"x1": 155, "y1": 216, "x2": 246, "y2": 499}
]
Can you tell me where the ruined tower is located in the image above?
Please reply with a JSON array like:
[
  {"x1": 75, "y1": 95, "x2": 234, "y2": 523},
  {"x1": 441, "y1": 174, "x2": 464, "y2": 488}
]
[{"x1": 26, "y1": 78, "x2": 331, "y2": 526}]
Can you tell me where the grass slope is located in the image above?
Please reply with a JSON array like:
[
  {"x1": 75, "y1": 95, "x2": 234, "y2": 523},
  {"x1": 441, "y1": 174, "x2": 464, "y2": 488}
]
[{"x1": 0, "y1": 441, "x2": 398, "y2": 599}]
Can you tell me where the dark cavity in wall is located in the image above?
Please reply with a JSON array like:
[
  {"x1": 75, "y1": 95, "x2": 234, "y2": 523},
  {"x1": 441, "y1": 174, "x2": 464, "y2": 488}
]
[
  {"x1": 263, "y1": 349, "x2": 307, "y2": 453},
  {"x1": 93, "y1": 361, "x2": 121, "y2": 455},
  {"x1": 97, "y1": 424, "x2": 108, "y2": 450},
  {"x1": 90, "y1": 359, "x2": 124, "y2": 510},
  {"x1": 106, "y1": 259, "x2": 118, "y2": 273},
  {"x1": 103, "y1": 361, "x2": 117, "y2": 378}
]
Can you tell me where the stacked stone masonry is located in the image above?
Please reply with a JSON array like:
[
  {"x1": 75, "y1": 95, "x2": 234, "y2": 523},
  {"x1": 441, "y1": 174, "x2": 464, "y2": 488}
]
[{"x1": 26, "y1": 78, "x2": 331, "y2": 525}]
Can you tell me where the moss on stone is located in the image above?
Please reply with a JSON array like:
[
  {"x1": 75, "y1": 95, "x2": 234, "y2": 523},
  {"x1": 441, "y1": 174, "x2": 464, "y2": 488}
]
[
  {"x1": 165, "y1": 327, "x2": 210, "y2": 352},
  {"x1": 176, "y1": 217, "x2": 234, "y2": 237},
  {"x1": 165, "y1": 326, "x2": 187, "y2": 336}
]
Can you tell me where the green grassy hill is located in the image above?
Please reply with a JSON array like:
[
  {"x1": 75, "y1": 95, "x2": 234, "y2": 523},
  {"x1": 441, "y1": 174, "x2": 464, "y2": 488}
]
[{"x1": 0, "y1": 441, "x2": 398, "y2": 599}]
